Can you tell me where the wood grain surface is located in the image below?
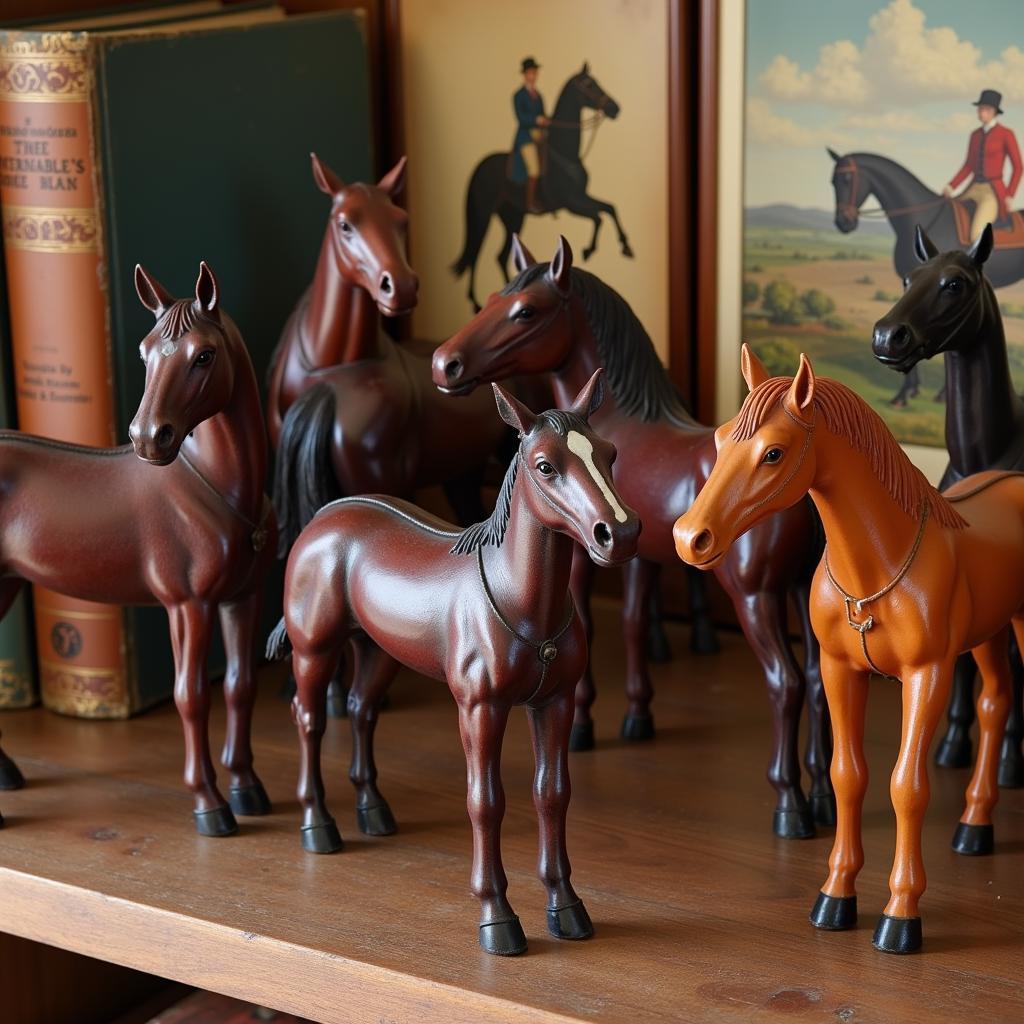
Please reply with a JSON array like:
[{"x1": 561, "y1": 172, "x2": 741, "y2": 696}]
[{"x1": 0, "y1": 598, "x2": 1021, "y2": 1023}]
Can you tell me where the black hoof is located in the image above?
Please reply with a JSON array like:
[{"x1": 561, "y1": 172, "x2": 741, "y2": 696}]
[
  {"x1": 997, "y1": 749, "x2": 1024, "y2": 788},
  {"x1": 0, "y1": 754, "x2": 25, "y2": 791},
  {"x1": 547, "y1": 899, "x2": 594, "y2": 941},
  {"x1": 952, "y1": 821, "x2": 994, "y2": 856},
  {"x1": 811, "y1": 792, "x2": 837, "y2": 828},
  {"x1": 569, "y1": 721, "x2": 595, "y2": 753},
  {"x1": 301, "y1": 819, "x2": 343, "y2": 854},
  {"x1": 193, "y1": 805, "x2": 238, "y2": 837},
  {"x1": 356, "y1": 803, "x2": 397, "y2": 836},
  {"x1": 809, "y1": 892, "x2": 856, "y2": 930},
  {"x1": 620, "y1": 714, "x2": 655, "y2": 742},
  {"x1": 228, "y1": 782, "x2": 271, "y2": 817},
  {"x1": 646, "y1": 627, "x2": 673, "y2": 664},
  {"x1": 774, "y1": 808, "x2": 815, "y2": 840},
  {"x1": 935, "y1": 732, "x2": 972, "y2": 769},
  {"x1": 690, "y1": 623, "x2": 721, "y2": 656},
  {"x1": 872, "y1": 914, "x2": 922, "y2": 954},
  {"x1": 479, "y1": 917, "x2": 528, "y2": 956}
]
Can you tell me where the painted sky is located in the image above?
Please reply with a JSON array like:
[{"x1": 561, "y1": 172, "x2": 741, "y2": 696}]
[{"x1": 745, "y1": 0, "x2": 1024, "y2": 208}]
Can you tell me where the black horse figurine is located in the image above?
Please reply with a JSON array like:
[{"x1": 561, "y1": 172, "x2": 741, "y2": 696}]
[
  {"x1": 829, "y1": 149, "x2": 1024, "y2": 405},
  {"x1": 872, "y1": 223, "x2": 1024, "y2": 786},
  {"x1": 452, "y1": 63, "x2": 633, "y2": 312}
]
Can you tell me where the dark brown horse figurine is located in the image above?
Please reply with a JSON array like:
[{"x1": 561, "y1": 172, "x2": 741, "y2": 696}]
[
  {"x1": 433, "y1": 237, "x2": 833, "y2": 839},
  {"x1": 0, "y1": 263, "x2": 276, "y2": 836},
  {"x1": 266, "y1": 371, "x2": 640, "y2": 956},
  {"x1": 267, "y1": 154, "x2": 511, "y2": 547}
]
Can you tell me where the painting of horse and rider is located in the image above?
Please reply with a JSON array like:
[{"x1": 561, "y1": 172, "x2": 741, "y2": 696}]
[{"x1": 743, "y1": 0, "x2": 1024, "y2": 447}]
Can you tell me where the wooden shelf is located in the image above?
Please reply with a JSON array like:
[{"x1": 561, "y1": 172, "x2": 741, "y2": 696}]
[{"x1": 1, "y1": 598, "x2": 1022, "y2": 1023}]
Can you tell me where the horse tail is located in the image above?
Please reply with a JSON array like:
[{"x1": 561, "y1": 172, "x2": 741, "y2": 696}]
[
  {"x1": 265, "y1": 616, "x2": 292, "y2": 662},
  {"x1": 451, "y1": 153, "x2": 504, "y2": 278},
  {"x1": 273, "y1": 381, "x2": 342, "y2": 557}
]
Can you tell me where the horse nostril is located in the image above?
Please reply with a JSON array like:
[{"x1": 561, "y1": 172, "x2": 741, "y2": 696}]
[
  {"x1": 693, "y1": 528, "x2": 713, "y2": 555},
  {"x1": 593, "y1": 522, "x2": 612, "y2": 548},
  {"x1": 445, "y1": 358, "x2": 463, "y2": 382},
  {"x1": 380, "y1": 273, "x2": 393, "y2": 295},
  {"x1": 155, "y1": 424, "x2": 175, "y2": 451}
]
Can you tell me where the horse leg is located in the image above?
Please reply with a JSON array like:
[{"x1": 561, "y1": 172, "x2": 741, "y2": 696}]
[
  {"x1": 569, "y1": 548, "x2": 597, "y2": 751},
  {"x1": 735, "y1": 590, "x2": 812, "y2": 838},
  {"x1": 873, "y1": 661, "x2": 952, "y2": 954},
  {"x1": 347, "y1": 636, "x2": 400, "y2": 836},
  {"x1": 529, "y1": 689, "x2": 592, "y2": 942},
  {"x1": 167, "y1": 600, "x2": 234, "y2": 836},
  {"x1": 935, "y1": 653, "x2": 976, "y2": 768},
  {"x1": 952, "y1": 630, "x2": 1012, "y2": 855},
  {"x1": 809, "y1": 653, "x2": 869, "y2": 932},
  {"x1": 293, "y1": 645, "x2": 344, "y2": 854},
  {"x1": 646, "y1": 580, "x2": 672, "y2": 664},
  {"x1": 621, "y1": 557, "x2": 657, "y2": 741},
  {"x1": 587, "y1": 196, "x2": 634, "y2": 258},
  {"x1": 218, "y1": 591, "x2": 271, "y2": 817},
  {"x1": 457, "y1": 697, "x2": 523, "y2": 955},
  {"x1": 997, "y1": 631, "x2": 1024, "y2": 787},
  {"x1": 793, "y1": 580, "x2": 835, "y2": 826},
  {"x1": 0, "y1": 579, "x2": 28, "y2": 794},
  {"x1": 890, "y1": 369, "x2": 915, "y2": 407},
  {"x1": 686, "y1": 566, "x2": 719, "y2": 656}
]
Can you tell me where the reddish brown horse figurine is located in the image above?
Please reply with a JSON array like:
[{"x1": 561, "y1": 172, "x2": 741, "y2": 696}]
[
  {"x1": 0, "y1": 263, "x2": 276, "y2": 837},
  {"x1": 433, "y1": 237, "x2": 832, "y2": 840},
  {"x1": 675, "y1": 345, "x2": 1024, "y2": 954},
  {"x1": 266, "y1": 371, "x2": 640, "y2": 956},
  {"x1": 267, "y1": 154, "x2": 511, "y2": 547}
]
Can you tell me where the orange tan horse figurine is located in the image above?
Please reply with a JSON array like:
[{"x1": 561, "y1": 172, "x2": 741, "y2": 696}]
[{"x1": 674, "y1": 345, "x2": 1024, "y2": 954}]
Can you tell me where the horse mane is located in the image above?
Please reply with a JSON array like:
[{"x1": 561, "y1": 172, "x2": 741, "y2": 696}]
[
  {"x1": 732, "y1": 375, "x2": 967, "y2": 529},
  {"x1": 844, "y1": 152, "x2": 939, "y2": 198},
  {"x1": 158, "y1": 299, "x2": 219, "y2": 342},
  {"x1": 501, "y1": 264, "x2": 696, "y2": 425},
  {"x1": 449, "y1": 409, "x2": 591, "y2": 554}
]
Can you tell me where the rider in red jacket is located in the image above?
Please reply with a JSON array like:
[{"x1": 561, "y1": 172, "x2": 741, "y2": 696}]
[{"x1": 945, "y1": 89, "x2": 1022, "y2": 241}]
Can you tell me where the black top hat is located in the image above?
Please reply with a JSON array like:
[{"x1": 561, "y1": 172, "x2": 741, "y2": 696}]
[
  {"x1": 521, "y1": 57, "x2": 540, "y2": 73},
  {"x1": 973, "y1": 89, "x2": 1004, "y2": 114}
]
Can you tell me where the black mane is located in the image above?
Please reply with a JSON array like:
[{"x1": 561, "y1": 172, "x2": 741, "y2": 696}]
[{"x1": 502, "y1": 264, "x2": 697, "y2": 425}]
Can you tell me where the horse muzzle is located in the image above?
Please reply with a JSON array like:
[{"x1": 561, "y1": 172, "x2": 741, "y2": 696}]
[
  {"x1": 673, "y1": 516, "x2": 726, "y2": 570},
  {"x1": 586, "y1": 511, "x2": 640, "y2": 567},
  {"x1": 129, "y1": 418, "x2": 180, "y2": 465},
  {"x1": 374, "y1": 268, "x2": 419, "y2": 318},
  {"x1": 431, "y1": 349, "x2": 481, "y2": 395},
  {"x1": 872, "y1": 323, "x2": 924, "y2": 372}
]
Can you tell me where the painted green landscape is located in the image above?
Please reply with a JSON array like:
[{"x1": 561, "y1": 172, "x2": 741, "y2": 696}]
[{"x1": 743, "y1": 220, "x2": 1024, "y2": 448}]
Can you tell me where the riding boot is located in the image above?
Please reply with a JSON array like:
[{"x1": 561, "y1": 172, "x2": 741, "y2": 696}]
[{"x1": 527, "y1": 177, "x2": 543, "y2": 214}]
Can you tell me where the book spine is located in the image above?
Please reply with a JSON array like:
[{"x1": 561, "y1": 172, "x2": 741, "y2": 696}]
[{"x1": 0, "y1": 30, "x2": 131, "y2": 719}]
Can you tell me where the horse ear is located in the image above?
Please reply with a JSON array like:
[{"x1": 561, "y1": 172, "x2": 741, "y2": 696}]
[
  {"x1": 827, "y1": 147, "x2": 840, "y2": 163},
  {"x1": 511, "y1": 233, "x2": 537, "y2": 273},
  {"x1": 967, "y1": 222, "x2": 994, "y2": 267},
  {"x1": 783, "y1": 353, "x2": 816, "y2": 425},
  {"x1": 570, "y1": 368, "x2": 605, "y2": 420},
  {"x1": 134, "y1": 264, "x2": 174, "y2": 318},
  {"x1": 195, "y1": 261, "x2": 220, "y2": 318},
  {"x1": 740, "y1": 343, "x2": 770, "y2": 393},
  {"x1": 547, "y1": 235, "x2": 573, "y2": 296},
  {"x1": 377, "y1": 155, "x2": 407, "y2": 199},
  {"x1": 914, "y1": 224, "x2": 939, "y2": 263},
  {"x1": 581, "y1": 60, "x2": 590, "y2": 74},
  {"x1": 492, "y1": 381, "x2": 537, "y2": 435},
  {"x1": 310, "y1": 152, "x2": 344, "y2": 196}
]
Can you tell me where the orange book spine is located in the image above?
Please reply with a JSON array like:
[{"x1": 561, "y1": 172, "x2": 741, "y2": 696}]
[{"x1": 0, "y1": 30, "x2": 131, "y2": 718}]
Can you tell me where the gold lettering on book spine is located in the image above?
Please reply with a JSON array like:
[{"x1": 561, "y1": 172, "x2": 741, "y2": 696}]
[
  {"x1": 2, "y1": 204, "x2": 98, "y2": 253},
  {"x1": 40, "y1": 660, "x2": 129, "y2": 719},
  {"x1": 0, "y1": 33, "x2": 89, "y2": 103}
]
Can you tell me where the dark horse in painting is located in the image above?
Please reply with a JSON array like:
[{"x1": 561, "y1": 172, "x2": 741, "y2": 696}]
[
  {"x1": 267, "y1": 372, "x2": 639, "y2": 955},
  {"x1": 452, "y1": 63, "x2": 633, "y2": 312},
  {"x1": 873, "y1": 224, "x2": 1024, "y2": 787},
  {"x1": 435, "y1": 237, "x2": 834, "y2": 840}
]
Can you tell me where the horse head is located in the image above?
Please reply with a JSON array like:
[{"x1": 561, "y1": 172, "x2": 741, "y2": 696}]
[
  {"x1": 310, "y1": 152, "x2": 419, "y2": 317},
  {"x1": 569, "y1": 62, "x2": 620, "y2": 119},
  {"x1": 673, "y1": 345, "x2": 818, "y2": 569},
  {"x1": 493, "y1": 369, "x2": 639, "y2": 566},
  {"x1": 130, "y1": 262, "x2": 235, "y2": 465},
  {"x1": 872, "y1": 224, "x2": 994, "y2": 372},
  {"x1": 434, "y1": 236, "x2": 575, "y2": 394},
  {"x1": 828, "y1": 148, "x2": 871, "y2": 233}
]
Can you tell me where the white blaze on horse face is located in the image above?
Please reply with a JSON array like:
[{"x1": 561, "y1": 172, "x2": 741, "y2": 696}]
[
  {"x1": 567, "y1": 430, "x2": 627, "y2": 523},
  {"x1": 160, "y1": 339, "x2": 177, "y2": 357}
]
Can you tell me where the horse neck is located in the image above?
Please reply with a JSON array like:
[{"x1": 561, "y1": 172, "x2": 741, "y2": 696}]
[
  {"x1": 548, "y1": 297, "x2": 620, "y2": 414},
  {"x1": 551, "y1": 86, "x2": 582, "y2": 158},
  {"x1": 860, "y1": 156, "x2": 936, "y2": 214},
  {"x1": 183, "y1": 326, "x2": 267, "y2": 519},
  {"x1": 945, "y1": 281, "x2": 1022, "y2": 472},
  {"x1": 481, "y1": 470, "x2": 575, "y2": 636},
  {"x1": 300, "y1": 227, "x2": 381, "y2": 365},
  {"x1": 808, "y1": 428, "x2": 925, "y2": 598}
]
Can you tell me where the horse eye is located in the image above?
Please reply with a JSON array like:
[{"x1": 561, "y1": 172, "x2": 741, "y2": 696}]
[
  {"x1": 515, "y1": 306, "x2": 535, "y2": 321},
  {"x1": 762, "y1": 447, "x2": 784, "y2": 465},
  {"x1": 194, "y1": 350, "x2": 214, "y2": 367},
  {"x1": 537, "y1": 460, "x2": 555, "y2": 476},
  {"x1": 339, "y1": 220, "x2": 352, "y2": 234},
  {"x1": 944, "y1": 278, "x2": 962, "y2": 292}
]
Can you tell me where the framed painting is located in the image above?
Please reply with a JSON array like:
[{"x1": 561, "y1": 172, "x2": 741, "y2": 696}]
[
  {"x1": 397, "y1": 0, "x2": 698, "y2": 400},
  {"x1": 711, "y1": 0, "x2": 1024, "y2": 482}
]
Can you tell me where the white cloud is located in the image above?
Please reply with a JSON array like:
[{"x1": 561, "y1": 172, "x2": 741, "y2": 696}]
[
  {"x1": 758, "y1": 0, "x2": 1024, "y2": 110},
  {"x1": 746, "y1": 96, "x2": 849, "y2": 149}
]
